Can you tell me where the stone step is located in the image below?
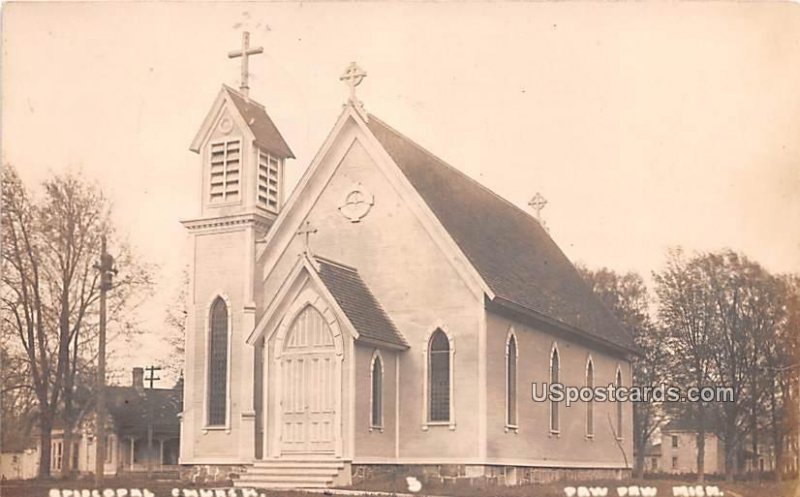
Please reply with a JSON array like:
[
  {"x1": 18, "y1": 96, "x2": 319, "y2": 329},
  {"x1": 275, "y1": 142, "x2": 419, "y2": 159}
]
[
  {"x1": 239, "y1": 473, "x2": 335, "y2": 481},
  {"x1": 245, "y1": 467, "x2": 342, "y2": 476},
  {"x1": 252, "y1": 459, "x2": 344, "y2": 466},
  {"x1": 234, "y1": 480, "x2": 332, "y2": 489},
  {"x1": 234, "y1": 475, "x2": 334, "y2": 489},
  {"x1": 236, "y1": 458, "x2": 347, "y2": 489}
]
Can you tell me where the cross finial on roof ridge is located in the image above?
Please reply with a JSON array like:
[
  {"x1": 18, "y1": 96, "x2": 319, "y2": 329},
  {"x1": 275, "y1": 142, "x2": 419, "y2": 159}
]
[
  {"x1": 528, "y1": 192, "x2": 549, "y2": 230},
  {"x1": 340, "y1": 61, "x2": 368, "y2": 119}
]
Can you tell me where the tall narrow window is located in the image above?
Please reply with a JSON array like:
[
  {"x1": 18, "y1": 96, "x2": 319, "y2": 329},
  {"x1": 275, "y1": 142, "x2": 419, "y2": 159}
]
[
  {"x1": 586, "y1": 357, "x2": 594, "y2": 437},
  {"x1": 209, "y1": 139, "x2": 241, "y2": 203},
  {"x1": 506, "y1": 333, "x2": 518, "y2": 428},
  {"x1": 208, "y1": 298, "x2": 228, "y2": 426},
  {"x1": 615, "y1": 368, "x2": 623, "y2": 439},
  {"x1": 429, "y1": 330, "x2": 450, "y2": 423},
  {"x1": 371, "y1": 352, "x2": 383, "y2": 429},
  {"x1": 257, "y1": 150, "x2": 281, "y2": 212},
  {"x1": 550, "y1": 345, "x2": 560, "y2": 433}
]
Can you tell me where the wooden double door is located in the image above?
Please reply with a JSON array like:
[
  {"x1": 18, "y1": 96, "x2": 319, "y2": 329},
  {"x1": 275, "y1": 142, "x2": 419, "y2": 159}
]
[{"x1": 279, "y1": 306, "x2": 340, "y2": 455}]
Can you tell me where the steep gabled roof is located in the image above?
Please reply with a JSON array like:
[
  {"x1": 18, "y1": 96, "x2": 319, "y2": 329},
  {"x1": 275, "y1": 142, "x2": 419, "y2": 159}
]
[
  {"x1": 107, "y1": 385, "x2": 182, "y2": 436},
  {"x1": 223, "y1": 86, "x2": 294, "y2": 159},
  {"x1": 315, "y1": 256, "x2": 408, "y2": 349},
  {"x1": 365, "y1": 115, "x2": 635, "y2": 352}
]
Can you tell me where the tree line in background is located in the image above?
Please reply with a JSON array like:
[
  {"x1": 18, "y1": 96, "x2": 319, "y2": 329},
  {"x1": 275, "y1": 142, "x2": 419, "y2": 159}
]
[
  {"x1": 580, "y1": 251, "x2": 799, "y2": 483},
  {"x1": 0, "y1": 165, "x2": 154, "y2": 477}
]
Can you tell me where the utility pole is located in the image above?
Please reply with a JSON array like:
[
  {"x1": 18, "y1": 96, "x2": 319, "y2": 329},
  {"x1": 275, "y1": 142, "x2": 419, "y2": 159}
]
[{"x1": 94, "y1": 235, "x2": 115, "y2": 484}]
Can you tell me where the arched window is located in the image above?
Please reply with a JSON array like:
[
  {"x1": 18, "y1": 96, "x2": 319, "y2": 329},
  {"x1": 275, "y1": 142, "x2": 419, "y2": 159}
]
[
  {"x1": 429, "y1": 329, "x2": 451, "y2": 423},
  {"x1": 506, "y1": 333, "x2": 518, "y2": 428},
  {"x1": 615, "y1": 367, "x2": 623, "y2": 439},
  {"x1": 550, "y1": 345, "x2": 560, "y2": 433},
  {"x1": 370, "y1": 351, "x2": 383, "y2": 429},
  {"x1": 208, "y1": 297, "x2": 228, "y2": 426},
  {"x1": 586, "y1": 357, "x2": 594, "y2": 437}
]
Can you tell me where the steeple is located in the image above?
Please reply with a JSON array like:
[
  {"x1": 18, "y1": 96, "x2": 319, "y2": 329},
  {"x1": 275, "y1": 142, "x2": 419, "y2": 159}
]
[{"x1": 188, "y1": 31, "x2": 293, "y2": 222}]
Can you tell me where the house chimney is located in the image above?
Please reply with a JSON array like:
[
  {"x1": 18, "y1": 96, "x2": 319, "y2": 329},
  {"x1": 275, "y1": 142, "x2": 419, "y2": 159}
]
[{"x1": 132, "y1": 367, "x2": 144, "y2": 391}]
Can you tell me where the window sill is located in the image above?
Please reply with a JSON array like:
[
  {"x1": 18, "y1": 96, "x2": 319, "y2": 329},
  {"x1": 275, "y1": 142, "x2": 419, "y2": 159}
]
[
  {"x1": 369, "y1": 426, "x2": 385, "y2": 433},
  {"x1": 549, "y1": 430, "x2": 560, "y2": 439},
  {"x1": 585, "y1": 434, "x2": 595, "y2": 441},
  {"x1": 505, "y1": 425, "x2": 519, "y2": 434},
  {"x1": 422, "y1": 421, "x2": 455, "y2": 431},
  {"x1": 202, "y1": 426, "x2": 231, "y2": 435}
]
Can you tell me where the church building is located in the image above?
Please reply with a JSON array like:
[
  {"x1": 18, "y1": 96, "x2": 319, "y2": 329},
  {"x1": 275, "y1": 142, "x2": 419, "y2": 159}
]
[{"x1": 179, "y1": 32, "x2": 637, "y2": 488}]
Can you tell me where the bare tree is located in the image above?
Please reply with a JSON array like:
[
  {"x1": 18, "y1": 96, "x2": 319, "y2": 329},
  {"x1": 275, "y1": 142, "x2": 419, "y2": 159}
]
[
  {"x1": 0, "y1": 166, "x2": 153, "y2": 477},
  {"x1": 700, "y1": 252, "x2": 784, "y2": 481},
  {"x1": 656, "y1": 249, "x2": 790, "y2": 482},
  {"x1": 655, "y1": 249, "x2": 717, "y2": 482},
  {"x1": 764, "y1": 274, "x2": 798, "y2": 481},
  {"x1": 163, "y1": 267, "x2": 189, "y2": 379}
]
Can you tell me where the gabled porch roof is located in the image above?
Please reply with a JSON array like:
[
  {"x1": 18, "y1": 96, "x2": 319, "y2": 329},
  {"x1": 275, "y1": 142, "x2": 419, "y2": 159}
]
[{"x1": 249, "y1": 253, "x2": 408, "y2": 350}]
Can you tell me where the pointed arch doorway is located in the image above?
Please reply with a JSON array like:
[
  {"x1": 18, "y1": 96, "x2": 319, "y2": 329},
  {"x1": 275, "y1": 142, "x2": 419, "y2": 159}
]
[{"x1": 274, "y1": 301, "x2": 344, "y2": 456}]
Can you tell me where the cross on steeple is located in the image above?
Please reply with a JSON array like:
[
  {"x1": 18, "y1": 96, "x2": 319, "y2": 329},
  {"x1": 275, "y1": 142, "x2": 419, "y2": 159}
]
[
  {"x1": 340, "y1": 62, "x2": 367, "y2": 105},
  {"x1": 228, "y1": 31, "x2": 264, "y2": 98},
  {"x1": 297, "y1": 220, "x2": 318, "y2": 256}
]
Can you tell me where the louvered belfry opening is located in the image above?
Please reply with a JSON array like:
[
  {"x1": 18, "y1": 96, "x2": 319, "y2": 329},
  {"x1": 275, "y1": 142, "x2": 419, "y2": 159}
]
[
  {"x1": 208, "y1": 297, "x2": 229, "y2": 426},
  {"x1": 257, "y1": 149, "x2": 281, "y2": 213},
  {"x1": 209, "y1": 139, "x2": 241, "y2": 203}
]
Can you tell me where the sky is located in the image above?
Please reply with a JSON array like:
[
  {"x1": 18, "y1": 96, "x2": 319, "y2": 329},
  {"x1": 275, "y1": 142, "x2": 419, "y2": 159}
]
[{"x1": 3, "y1": 2, "x2": 800, "y2": 382}]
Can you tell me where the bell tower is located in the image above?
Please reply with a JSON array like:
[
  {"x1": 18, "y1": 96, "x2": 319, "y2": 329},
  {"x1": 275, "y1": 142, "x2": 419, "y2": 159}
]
[
  {"x1": 180, "y1": 31, "x2": 293, "y2": 465},
  {"x1": 188, "y1": 31, "x2": 294, "y2": 226}
]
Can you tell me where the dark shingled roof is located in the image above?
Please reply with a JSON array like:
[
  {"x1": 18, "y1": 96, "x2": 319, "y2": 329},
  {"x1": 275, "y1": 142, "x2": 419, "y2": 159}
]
[
  {"x1": 366, "y1": 115, "x2": 635, "y2": 352},
  {"x1": 107, "y1": 385, "x2": 182, "y2": 437},
  {"x1": 315, "y1": 256, "x2": 408, "y2": 349},
  {"x1": 224, "y1": 86, "x2": 295, "y2": 159}
]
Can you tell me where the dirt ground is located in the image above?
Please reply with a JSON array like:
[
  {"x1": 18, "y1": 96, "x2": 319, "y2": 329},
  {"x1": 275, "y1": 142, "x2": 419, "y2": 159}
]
[{"x1": 0, "y1": 476, "x2": 796, "y2": 497}]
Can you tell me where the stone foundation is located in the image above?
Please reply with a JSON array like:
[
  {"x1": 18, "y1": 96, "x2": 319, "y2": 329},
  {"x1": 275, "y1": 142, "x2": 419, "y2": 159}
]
[
  {"x1": 352, "y1": 464, "x2": 631, "y2": 487},
  {"x1": 180, "y1": 464, "x2": 247, "y2": 484}
]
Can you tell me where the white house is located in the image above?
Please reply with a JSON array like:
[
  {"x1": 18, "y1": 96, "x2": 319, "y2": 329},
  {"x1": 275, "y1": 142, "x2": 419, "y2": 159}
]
[
  {"x1": 660, "y1": 418, "x2": 725, "y2": 476},
  {"x1": 179, "y1": 38, "x2": 637, "y2": 489}
]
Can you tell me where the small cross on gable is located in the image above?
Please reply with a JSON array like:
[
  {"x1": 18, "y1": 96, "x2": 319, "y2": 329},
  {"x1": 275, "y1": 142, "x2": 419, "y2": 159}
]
[
  {"x1": 228, "y1": 31, "x2": 264, "y2": 98},
  {"x1": 297, "y1": 220, "x2": 318, "y2": 256}
]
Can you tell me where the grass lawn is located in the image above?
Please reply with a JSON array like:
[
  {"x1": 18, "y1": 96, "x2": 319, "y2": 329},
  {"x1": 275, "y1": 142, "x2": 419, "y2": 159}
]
[{"x1": 1, "y1": 476, "x2": 796, "y2": 497}]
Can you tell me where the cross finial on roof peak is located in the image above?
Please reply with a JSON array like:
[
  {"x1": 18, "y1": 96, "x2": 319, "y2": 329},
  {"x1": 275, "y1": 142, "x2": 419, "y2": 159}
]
[
  {"x1": 528, "y1": 192, "x2": 548, "y2": 224},
  {"x1": 340, "y1": 62, "x2": 368, "y2": 116},
  {"x1": 228, "y1": 31, "x2": 264, "y2": 99}
]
